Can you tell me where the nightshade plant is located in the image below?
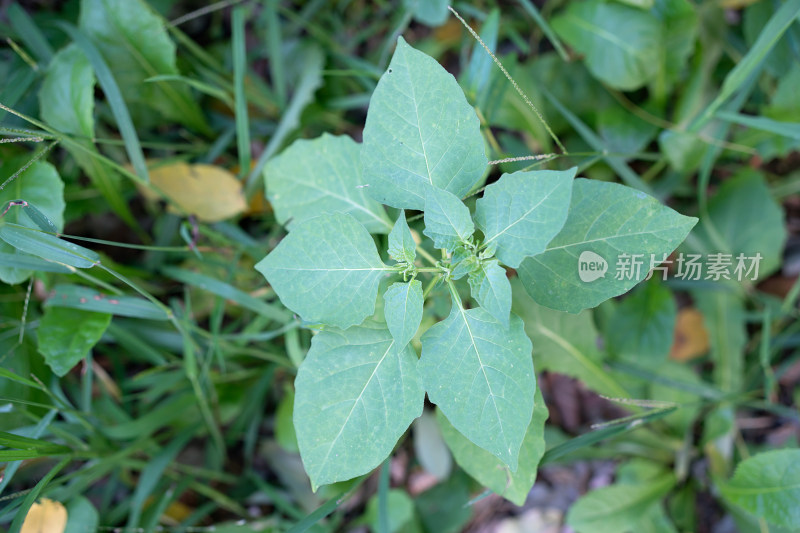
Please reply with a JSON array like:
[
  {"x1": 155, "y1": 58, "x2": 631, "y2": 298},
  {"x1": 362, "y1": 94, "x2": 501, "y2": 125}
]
[{"x1": 256, "y1": 37, "x2": 698, "y2": 495}]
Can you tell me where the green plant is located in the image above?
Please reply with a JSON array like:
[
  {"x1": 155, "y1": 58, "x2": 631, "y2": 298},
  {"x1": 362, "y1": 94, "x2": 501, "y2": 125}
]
[{"x1": 256, "y1": 36, "x2": 697, "y2": 493}]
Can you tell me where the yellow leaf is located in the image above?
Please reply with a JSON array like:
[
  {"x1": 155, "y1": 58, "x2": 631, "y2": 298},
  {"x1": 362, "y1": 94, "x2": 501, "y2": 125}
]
[
  {"x1": 670, "y1": 308, "x2": 710, "y2": 362},
  {"x1": 21, "y1": 499, "x2": 67, "y2": 533},
  {"x1": 142, "y1": 162, "x2": 247, "y2": 223}
]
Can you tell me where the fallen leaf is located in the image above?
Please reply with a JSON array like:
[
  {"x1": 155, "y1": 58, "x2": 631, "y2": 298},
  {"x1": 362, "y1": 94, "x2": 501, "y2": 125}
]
[
  {"x1": 141, "y1": 162, "x2": 247, "y2": 223},
  {"x1": 670, "y1": 308, "x2": 710, "y2": 362},
  {"x1": 21, "y1": 499, "x2": 67, "y2": 533}
]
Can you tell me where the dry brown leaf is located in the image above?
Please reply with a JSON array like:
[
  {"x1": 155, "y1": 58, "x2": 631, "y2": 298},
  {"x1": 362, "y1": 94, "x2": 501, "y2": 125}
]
[
  {"x1": 141, "y1": 162, "x2": 247, "y2": 223},
  {"x1": 670, "y1": 308, "x2": 710, "y2": 362},
  {"x1": 21, "y1": 499, "x2": 68, "y2": 533}
]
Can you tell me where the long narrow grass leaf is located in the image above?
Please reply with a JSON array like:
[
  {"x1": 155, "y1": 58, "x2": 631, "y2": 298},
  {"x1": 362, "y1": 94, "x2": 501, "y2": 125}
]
[
  {"x1": 7, "y1": 4, "x2": 54, "y2": 64},
  {"x1": 45, "y1": 284, "x2": 169, "y2": 321},
  {"x1": 694, "y1": 0, "x2": 800, "y2": 129},
  {"x1": 232, "y1": 6, "x2": 251, "y2": 177},
  {"x1": 57, "y1": 22, "x2": 150, "y2": 183}
]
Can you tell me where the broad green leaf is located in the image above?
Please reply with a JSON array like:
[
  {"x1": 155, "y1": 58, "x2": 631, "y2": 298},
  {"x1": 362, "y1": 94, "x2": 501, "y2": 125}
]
[
  {"x1": 39, "y1": 44, "x2": 135, "y2": 228},
  {"x1": 720, "y1": 449, "x2": 800, "y2": 529},
  {"x1": 606, "y1": 281, "x2": 676, "y2": 361},
  {"x1": 552, "y1": 0, "x2": 662, "y2": 91},
  {"x1": 512, "y1": 280, "x2": 628, "y2": 397},
  {"x1": 45, "y1": 284, "x2": 169, "y2": 321},
  {"x1": 403, "y1": 0, "x2": 450, "y2": 27},
  {"x1": 64, "y1": 498, "x2": 99, "y2": 533},
  {"x1": 388, "y1": 211, "x2": 416, "y2": 264},
  {"x1": 39, "y1": 44, "x2": 94, "y2": 137},
  {"x1": 293, "y1": 323, "x2": 425, "y2": 489},
  {"x1": 423, "y1": 188, "x2": 474, "y2": 252},
  {"x1": 79, "y1": 0, "x2": 207, "y2": 132},
  {"x1": 475, "y1": 168, "x2": 575, "y2": 268},
  {"x1": 255, "y1": 213, "x2": 391, "y2": 330},
  {"x1": 384, "y1": 280, "x2": 423, "y2": 348},
  {"x1": 468, "y1": 260, "x2": 511, "y2": 329},
  {"x1": 419, "y1": 301, "x2": 534, "y2": 470},
  {"x1": 362, "y1": 37, "x2": 487, "y2": 210},
  {"x1": 414, "y1": 474, "x2": 473, "y2": 533},
  {"x1": 0, "y1": 224, "x2": 99, "y2": 269},
  {"x1": 0, "y1": 159, "x2": 64, "y2": 284},
  {"x1": 517, "y1": 179, "x2": 697, "y2": 314},
  {"x1": 37, "y1": 307, "x2": 111, "y2": 377},
  {"x1": 653, "y1": 0, "x2": 698, "y2": 95},
  {"x1": 566, "y1": 473, "x2": 676, "y2": 533},
  {"x1": 363, "y1": 489, "x2": 420, "y2": 533},
  {"x1": 265, "y1": 134, "x2": 390, "y2": 233},
  {"x1": 691, "y1": 170, "x2": 786, "y2": 278},
  {"x1": 437, "y1": 387, "x2": 548, "y2": 505}
]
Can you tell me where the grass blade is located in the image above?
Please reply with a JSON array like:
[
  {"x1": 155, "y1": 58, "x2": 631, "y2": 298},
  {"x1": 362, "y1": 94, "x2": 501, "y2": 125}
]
[
  {"x1": 716, "y1": 111, "x2": 800, "y2": 141},
  {"x1": 57, "y1": 22, "x2": 150, "y2": 184},
  {"x1": 0, "y1": 224, "x2": 99, "y2": 268},
  {"x1": 516, "y1": 0, "x2": 569, "y2": 61},
  {"x1": 245, "y1": 45, "x2": 323, "y2": 195},
  {"x1": 232, "y1": 6, "x2": 251, "y2": 178},
  {"x1": 539, "y1": 86, "x2": 655, "y2": 196},
  {"x1": 45, "y1": 284, "x2": 170, "y2": 321},
  {"x1": 8, "y1": 457, "x2": 70, "y2": 533},
  {"x1": 7, "y1": 4, "x2": 54, "y2": 64},
  {"x1": 161, "y1": 266, "x2": 291, "y2": 322},
  {"x1": 694, "y1": 0, "x2": 800, "y2": 129}
]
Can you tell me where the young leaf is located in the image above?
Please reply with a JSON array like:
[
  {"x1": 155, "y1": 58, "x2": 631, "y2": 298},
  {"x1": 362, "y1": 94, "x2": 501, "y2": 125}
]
[
  {"x1": 419, "y1": 299, "x2": 534, "y2": 470},
  {"x1": 437, "y1": 386, "x2": 548, "y2": 506},
  {"x1": 362, "y1": 37, "x2": 487, "y2": 210},
  {"x1": 606, "y1": 280, "x2": 676, "y2": 361},
  {"x1": 552, "y1": 0, "x2": 662, "y2": 91},
  {"x1": 517, "y1": 178, "x2": 697, "y2": 313},
  {"x1": 37, "y1": 307, "x2": 111, "y2": 377},
  {"x1": 388, "y1": 211, "x2": 416, "y2": 264},
  {"x1": 423, "y1": 188, "x2": 475, "y2": 252},
  {"x1": 468, "y1": 260, "x2": 511, "y2": 329},
  {"x1": 384, "y1": 280, "x2": 424, "y2": 348},
  {"x1": 719, "y1": 449, "x2": 800, "y2": 529},
  {"x1": 255, "y1": 213, "x2": 390, "y2": 329},
  {"x1": 566, "y1": 473, "x2": 676, "y2": 533},
  {"x1": 79, "y1": 0, "x2": 208, "y2": 132},
  {"x1": 691, "y1": 169, "x2": 786, "y2": 278},
  {"x1": 0, "y1": 158, "x2": 65, "y2": 284},
  {"x1": 265, "y1": 134, "x2": 390, "y2": 233},
  {"x1": 475, "y1": 168, "x2": 575, "y2": 268},
  {"x1": 294, "y1": 322, "x2": 425, "y2": 490}
]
